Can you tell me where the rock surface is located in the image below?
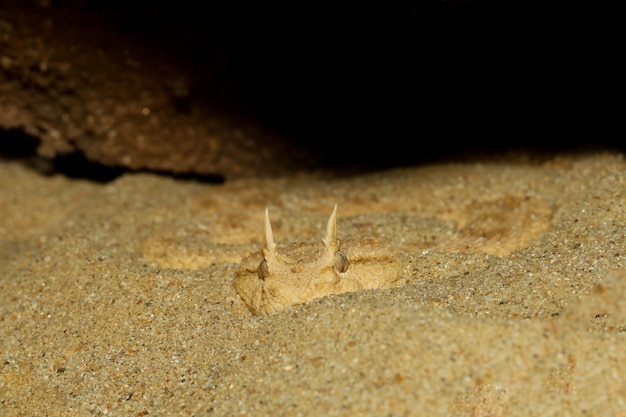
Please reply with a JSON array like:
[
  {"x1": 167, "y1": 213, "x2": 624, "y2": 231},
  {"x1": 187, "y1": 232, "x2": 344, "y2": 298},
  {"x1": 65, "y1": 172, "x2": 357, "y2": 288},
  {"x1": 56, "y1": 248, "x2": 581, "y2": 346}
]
[{"x1": 0, "y1": 3, "x2": 315, "y2": 178}]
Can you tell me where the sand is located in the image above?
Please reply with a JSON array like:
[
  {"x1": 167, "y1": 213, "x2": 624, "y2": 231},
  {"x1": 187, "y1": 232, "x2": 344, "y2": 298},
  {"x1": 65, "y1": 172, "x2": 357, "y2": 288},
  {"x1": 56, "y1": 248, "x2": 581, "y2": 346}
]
[{"x1": 1, "y1": 151, "x2": 625, "y2": 416}]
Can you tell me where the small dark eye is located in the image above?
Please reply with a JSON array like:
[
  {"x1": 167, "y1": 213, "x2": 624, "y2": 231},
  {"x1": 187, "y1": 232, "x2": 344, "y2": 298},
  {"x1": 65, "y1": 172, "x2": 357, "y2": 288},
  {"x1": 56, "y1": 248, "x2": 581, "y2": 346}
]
[
  {"x1": 333, "y1": 251, "x2": 348, "y2": 273},
  {"x1": 258, "y1": 259, "x2": 269, "y2": 280}
]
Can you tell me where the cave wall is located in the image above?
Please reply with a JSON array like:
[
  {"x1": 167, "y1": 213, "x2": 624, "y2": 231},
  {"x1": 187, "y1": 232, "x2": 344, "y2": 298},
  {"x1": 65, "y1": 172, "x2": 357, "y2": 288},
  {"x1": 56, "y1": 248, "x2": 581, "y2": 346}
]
[{"x1": 0, "y1": 1, "x2": 319, "y2": 178}]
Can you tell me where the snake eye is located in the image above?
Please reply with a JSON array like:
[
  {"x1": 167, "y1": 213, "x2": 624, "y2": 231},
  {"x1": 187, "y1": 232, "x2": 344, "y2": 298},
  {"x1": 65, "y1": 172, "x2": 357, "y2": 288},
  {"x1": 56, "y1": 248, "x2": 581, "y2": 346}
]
[
  {"x1": 333, "y1": 251, "x2": 348, "y2": 273},
  {"x1": 258, "y1": 259, "x2": 269, "y2": 280}
]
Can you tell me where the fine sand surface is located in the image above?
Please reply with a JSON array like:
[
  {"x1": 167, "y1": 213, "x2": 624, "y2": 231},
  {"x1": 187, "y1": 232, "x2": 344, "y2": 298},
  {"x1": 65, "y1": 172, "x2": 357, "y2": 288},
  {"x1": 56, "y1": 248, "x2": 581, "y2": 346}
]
[{"x1": 1, "y1": 151, "x2": 626, "y2": 416}]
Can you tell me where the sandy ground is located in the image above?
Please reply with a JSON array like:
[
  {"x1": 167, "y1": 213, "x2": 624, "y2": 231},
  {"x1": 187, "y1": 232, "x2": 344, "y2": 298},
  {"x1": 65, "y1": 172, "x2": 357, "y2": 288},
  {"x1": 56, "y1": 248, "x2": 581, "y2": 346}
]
[{"x1": 1, "y1": 151, "x2": 625, "y2": 416}]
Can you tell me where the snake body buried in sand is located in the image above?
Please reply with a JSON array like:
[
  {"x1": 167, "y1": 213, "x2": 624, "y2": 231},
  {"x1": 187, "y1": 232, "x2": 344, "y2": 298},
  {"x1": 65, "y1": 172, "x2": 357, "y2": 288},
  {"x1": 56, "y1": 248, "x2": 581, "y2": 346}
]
[{"x1": 233, "y1": 205, "x2": 404, "y2": 315}]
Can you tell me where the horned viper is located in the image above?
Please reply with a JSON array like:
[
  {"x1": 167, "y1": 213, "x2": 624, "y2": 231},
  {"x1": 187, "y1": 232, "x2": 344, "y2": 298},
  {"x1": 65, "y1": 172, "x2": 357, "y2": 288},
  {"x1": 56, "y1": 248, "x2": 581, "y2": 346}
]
[{"x1": 233, "y1": 204, "x2": 403, "y2": 315}]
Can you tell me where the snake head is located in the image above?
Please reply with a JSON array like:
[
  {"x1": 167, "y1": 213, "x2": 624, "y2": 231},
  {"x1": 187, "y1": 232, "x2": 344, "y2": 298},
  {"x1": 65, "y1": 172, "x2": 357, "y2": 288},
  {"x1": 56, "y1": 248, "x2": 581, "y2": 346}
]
[{"x1": 234, "y1": 205, "x2": 402, "y2": 315}]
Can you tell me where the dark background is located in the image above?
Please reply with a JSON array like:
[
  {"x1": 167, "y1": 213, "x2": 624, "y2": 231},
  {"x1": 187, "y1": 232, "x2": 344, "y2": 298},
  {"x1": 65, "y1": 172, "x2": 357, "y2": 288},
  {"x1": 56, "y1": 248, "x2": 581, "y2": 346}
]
[
  {"x1": 1, "y1": 0, "x2": 621, "y2": 175},
  {"x1": 88, "y1": 1, "x2": 616, "y2": 164}
]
